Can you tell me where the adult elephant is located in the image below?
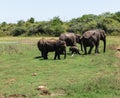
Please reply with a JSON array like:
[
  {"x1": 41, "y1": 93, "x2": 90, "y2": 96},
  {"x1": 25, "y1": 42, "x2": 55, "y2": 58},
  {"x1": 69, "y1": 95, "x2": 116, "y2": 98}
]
[
  {"x1": 59, "y1": 32, "x2": 83, "y2": 51},
  {"x1": 37, "y1": 38, "x2": 66, "y2": 60},
  {"x1": 81, "y1": 29, "x2": 106, "y2": 54}
]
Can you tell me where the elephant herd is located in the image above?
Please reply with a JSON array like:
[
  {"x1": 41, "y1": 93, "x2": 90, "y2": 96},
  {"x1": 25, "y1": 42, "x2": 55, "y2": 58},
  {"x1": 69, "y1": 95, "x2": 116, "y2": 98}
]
[{"x1": 37, "y1": 29, "x2": 106, "y2": 60}]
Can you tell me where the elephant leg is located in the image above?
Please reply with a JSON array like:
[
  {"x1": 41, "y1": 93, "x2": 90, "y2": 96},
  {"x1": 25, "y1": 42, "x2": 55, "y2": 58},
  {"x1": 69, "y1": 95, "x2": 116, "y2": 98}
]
[
  {"x1": 44, "y1": 52, "x2": 48, "y2": 59},
  {"x1": 64, "y1": 50, "x2": 66, "y2": 59},
  {"x1": 54, "y1": 51, "x2": 58, "y2": 60},
  {"x1": 72, "y1": 51, "x2": 74, "y2": 55},
  {"x1": 95, "y1": 43, "x2": 99, "y2": 53},
  {"x1": 58, "y1": 53, "x2": 60, "y2": 60},
  {"x1": 77, "y1": 50, "x2": 81, "y2": 55},
  {"x1": 41, "y1": 51, "x2": 44, "y2": 57},
  {"x1": 83, "y1": 45, "x2": 87, "y2": 55},
  {"x1": 88, "y1": 46, "x2": 94, "y2": 54}
]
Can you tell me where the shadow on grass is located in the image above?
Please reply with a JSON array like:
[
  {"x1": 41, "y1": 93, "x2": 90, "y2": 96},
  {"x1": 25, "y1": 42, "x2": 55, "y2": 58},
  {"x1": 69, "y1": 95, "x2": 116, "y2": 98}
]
[
  {"x1": 34, "y1": 56, "x2": 66, "y2": 61},
  {"x1": 34, "y1": 56, "x2": 42, "y2": 59},
  {"x1": 34, "y1": 56, "x2": 45, "y2": 60}
]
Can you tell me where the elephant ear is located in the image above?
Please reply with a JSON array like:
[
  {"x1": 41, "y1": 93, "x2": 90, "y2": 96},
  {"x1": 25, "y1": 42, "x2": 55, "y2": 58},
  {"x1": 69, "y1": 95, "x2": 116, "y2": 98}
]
[
  {"x1": 55, "y1": 40, "x2": 66, "y2": 49},
  {"x1": 75, "y1": 34, "x2": 81, "y2": 43}
]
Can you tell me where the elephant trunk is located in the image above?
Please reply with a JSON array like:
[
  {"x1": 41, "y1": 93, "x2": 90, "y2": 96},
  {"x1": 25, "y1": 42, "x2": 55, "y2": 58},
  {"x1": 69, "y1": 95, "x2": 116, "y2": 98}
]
[
  {"x1": 80, "y1": 40, "x2": 83, "y2": 52},
  {"x1": 103, "y1": 39, "x2": 106, "y2": 53},
  {"x1": 79, "y1": 37, "x2": 83, "y2": 52}
]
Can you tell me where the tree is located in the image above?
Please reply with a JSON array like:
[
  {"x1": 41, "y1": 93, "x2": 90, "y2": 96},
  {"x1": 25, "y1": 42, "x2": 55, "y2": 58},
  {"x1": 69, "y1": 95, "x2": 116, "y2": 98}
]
[
  {"x1": 112, "y1": 11, "x2": 120, "y2": 22},
  {"x1": 27, "y1": 17, "x2": 35, "y2": 23},
  {"x1": 17, "y1": 20, "x2": 25, "y2": 26},
  {"x1": 11, "y1": 27, "x2": 26, "y2": 36},
  {"x1": 1, "y1": 22, "x2": 7, "y2": 27},
  {"x1": 49, "y1": 16, "x2": 64, "y2": 36},
  {"x1": 97, "y1": 18, "x2": 120, "y2": 34}
]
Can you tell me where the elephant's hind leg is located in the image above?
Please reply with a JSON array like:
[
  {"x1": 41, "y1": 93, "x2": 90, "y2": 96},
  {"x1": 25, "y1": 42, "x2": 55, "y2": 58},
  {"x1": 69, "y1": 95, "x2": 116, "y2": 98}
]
[
  {"x1": 88, "y1": 46, "x2": 94, "y2": 54},
  {"x1": 95, "y1": 43, "x2": 100, "y2": 53}
]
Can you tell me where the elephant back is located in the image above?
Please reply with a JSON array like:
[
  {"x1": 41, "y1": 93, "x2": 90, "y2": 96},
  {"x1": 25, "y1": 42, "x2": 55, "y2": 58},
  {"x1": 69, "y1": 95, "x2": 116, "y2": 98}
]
[
  {"x1": 83, "y1": 31, "x2": 95, "y2": 39},
  {"x1": 59, "y1": 32, "x2": 76, "y2": 46}
]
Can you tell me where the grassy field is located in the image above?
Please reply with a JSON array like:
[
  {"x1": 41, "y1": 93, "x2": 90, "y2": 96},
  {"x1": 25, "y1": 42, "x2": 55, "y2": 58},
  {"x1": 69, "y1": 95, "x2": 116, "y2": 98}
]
[{"x1": 0, "y1": 36, "x2": 120, "y2": 98}]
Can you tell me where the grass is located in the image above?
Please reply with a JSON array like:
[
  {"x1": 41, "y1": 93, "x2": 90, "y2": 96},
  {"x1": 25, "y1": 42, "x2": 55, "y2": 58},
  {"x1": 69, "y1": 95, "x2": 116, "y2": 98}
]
[{"x1": 0, "y1": 36, "x2": 120, "y2": 98}]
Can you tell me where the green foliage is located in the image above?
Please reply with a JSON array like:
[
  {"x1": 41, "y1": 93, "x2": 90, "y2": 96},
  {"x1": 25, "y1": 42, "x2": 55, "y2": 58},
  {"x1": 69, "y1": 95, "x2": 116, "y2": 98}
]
[
  {"x1": 97, "y1": 17, "x2": 120, "y2": 34},
  {"x1": 27, "y1": 17, "x2": 35, "y2": 23},
  {"x1": 114, "y1": 12, "x2": 120, "y2": 22},
  {"x1": 11, "y1": 27, "x2": 26, "y2": 36},
  {"x1": 27, "y1": 17, "x2": 64, "y2": 36},
  {"x1": 17, "y1": 20, "x2": 25, "y2": 26},
  {"x1": 1, "y1": 21, "x2": 7, "y2": 27},
  {"x1": 49, "y1": 16, "x2": 64, "y2": 36},
  {"x1": 0, "y1": 12, "x2": 120, "y2": 36}
]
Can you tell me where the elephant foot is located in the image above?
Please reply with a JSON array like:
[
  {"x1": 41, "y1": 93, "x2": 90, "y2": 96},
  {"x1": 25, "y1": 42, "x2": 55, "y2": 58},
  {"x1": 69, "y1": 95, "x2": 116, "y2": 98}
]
[
  {"x1": 54, "y1": 58, "x2": 57, "y2": 60},
  {"x1": 44, "y1": 57, "x2": 48, "y2": 59},
  {"x1": 58, "y1": 57, "x2": 61, "y2": 60},
  {"x1": 95, "y1": 52, "x2": 100, "y2": 54},
  {"x1": 88, "y1": 52, "x2": 91, "y2": 54},
  {"x1": 54, "y1": 58, "x2": 60, "y2": 60},
  {"x1": 95, "y1": 51, "x2": 100, "y2": 54},
  {"x1": 83, "y1": 53, "x2": 87, "y2": 55}
]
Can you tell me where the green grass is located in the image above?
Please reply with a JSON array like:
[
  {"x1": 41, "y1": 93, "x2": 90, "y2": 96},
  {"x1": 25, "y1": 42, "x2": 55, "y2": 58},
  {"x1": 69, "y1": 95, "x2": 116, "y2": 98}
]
[{"x1": 0, "y1": 36, "x2": 120, "y2": 98}]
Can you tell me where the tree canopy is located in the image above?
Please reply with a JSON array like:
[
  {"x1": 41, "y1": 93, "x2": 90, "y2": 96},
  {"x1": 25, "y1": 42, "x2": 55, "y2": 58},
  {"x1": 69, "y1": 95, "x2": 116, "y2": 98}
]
[{"x1": 0, "y1": 12, "x2": 120, "y2": 37}]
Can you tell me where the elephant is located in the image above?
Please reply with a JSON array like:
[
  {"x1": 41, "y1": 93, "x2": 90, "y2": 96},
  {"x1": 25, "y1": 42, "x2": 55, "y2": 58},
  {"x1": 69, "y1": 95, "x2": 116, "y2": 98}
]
[
  {"x1": 59, "y1": 32, "x2": 83, "y2": 51},
  {"x1": 81, "y1": 29, "x2": 106, "y2": 54},
  {"x1": 69, "y1": 46, "x2": 80, "y2": 55},
  {"x1": 37, "y1": 38, "x2": 66, "y2": 60}
]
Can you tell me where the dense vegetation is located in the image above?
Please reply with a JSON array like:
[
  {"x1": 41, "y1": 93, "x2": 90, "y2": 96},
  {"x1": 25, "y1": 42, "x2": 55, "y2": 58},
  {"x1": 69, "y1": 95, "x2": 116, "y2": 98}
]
[
  {"x1": 0, "y1": 36, "x2": 120, "y2": 98},
  {"x1": 0, "y1": 12, "x2": 120, "y2": 37}
]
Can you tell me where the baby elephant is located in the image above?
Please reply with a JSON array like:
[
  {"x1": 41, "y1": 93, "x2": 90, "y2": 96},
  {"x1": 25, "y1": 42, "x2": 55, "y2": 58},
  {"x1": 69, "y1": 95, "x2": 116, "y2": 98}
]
[{"x1": 69, "y1": 46, "x2": 80, "y2": 56}]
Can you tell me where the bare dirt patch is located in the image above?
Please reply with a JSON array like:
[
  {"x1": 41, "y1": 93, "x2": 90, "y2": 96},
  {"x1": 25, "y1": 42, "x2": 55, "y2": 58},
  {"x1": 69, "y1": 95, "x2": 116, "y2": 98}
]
[
  {"x1": 116, "y1": 51, "x2": 120, "y2": 58},
  {"x1": 0, "y1": 94, "x2": 4, "y2": 98},
  {"x1": 108, "y1": 44, "x2": 120, "y2": 58},
  {"x1": 108, "y1": 44, "x2": 120, "y2": 50},
  {"x1": 115, "y1": 46, "x2": 120, "y2": 58},
  {"x1": 37, "y1": 86, "x2": 66, "y2": 97},
  {"x1": 37, "y1": 86, "x2": 51, "y2": 96}
]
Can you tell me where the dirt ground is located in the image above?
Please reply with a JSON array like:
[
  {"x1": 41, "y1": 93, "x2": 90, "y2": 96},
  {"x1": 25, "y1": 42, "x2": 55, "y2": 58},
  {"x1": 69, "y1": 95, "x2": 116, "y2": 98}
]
[{"x1": 115, "y1": 46, "x2": 120, "y2": 58}]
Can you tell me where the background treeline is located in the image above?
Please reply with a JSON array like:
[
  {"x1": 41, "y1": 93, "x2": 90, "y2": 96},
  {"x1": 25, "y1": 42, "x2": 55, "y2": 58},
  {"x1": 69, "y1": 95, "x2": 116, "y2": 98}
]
[{"x1": 0, "y1": 12, "x2": 120, "y2": 37}]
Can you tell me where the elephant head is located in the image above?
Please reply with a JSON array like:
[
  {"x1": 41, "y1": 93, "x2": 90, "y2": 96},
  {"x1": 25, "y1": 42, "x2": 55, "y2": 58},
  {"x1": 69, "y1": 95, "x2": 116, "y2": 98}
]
[
  {"x1": 75, "y1": 34, "x2": 83, "y2": 51},
  {"x1": 54, "y1": 40, "x2": 66, "y2": 59},
  {"x1": 97, "y1": 29, "x2": 106, "y2": 52}
]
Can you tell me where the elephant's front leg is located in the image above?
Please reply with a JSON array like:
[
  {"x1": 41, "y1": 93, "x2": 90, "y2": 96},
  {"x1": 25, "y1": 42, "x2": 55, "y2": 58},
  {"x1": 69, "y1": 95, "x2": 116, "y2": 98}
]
[
  {"x1": 83, "y1": 45, "x2": 87, "y2": 55},
  {"x1": 43, "y1": 51, "x2": 48, "y2": 59},
  {"x1": 57, "y1": 53, "x2": 60, "y2": 60},
  {"x1": 77, "y1": 50, "x2": 81, "y2": 55},
  {"x1": 57, "y1": 50, "x2": 60, "y2": 60},
  {"x1": 41, "y1": 51, "x2": 44, "y2": 58},
  {"x1": 64, "y1": 50, "x2": 66, "y2": 59}
]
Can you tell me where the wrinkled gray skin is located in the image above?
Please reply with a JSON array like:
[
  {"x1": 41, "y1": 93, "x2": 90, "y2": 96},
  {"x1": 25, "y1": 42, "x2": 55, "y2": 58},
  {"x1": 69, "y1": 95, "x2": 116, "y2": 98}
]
[
  {"x1": 59, "y1": 33, "x2": 82, "y2": 51},
  {"x1": 69, "y1": 46, "x2": 80, "y2": 55},
  {"x1": 37, "y1": 38, "x2": 66, "y2": 60},
  {"x1": 81, "y1": 29, "x2": 106, "y2": 54}
]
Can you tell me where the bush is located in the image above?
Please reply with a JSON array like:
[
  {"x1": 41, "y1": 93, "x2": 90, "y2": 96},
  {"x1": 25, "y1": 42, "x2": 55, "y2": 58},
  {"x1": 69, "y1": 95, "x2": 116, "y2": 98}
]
[{"x1": 11, "y1": 27, "x2": 26, "y2": 36}]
